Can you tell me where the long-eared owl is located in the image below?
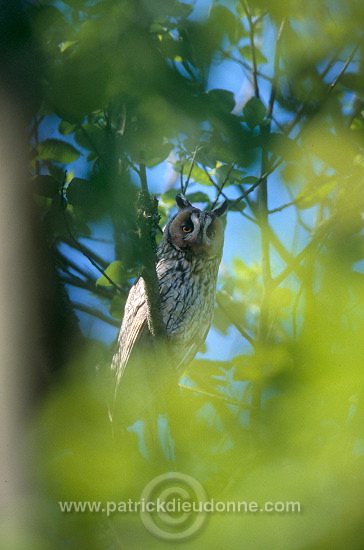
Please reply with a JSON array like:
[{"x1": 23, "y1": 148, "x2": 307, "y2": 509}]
[{"x1": 111, "y1": 194, "x2": 228, "y2": 392}]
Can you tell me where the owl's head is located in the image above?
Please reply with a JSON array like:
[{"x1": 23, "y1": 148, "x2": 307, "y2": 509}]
[{"x1": 163, "y1": 194, "x2": 228, "y2": 258}]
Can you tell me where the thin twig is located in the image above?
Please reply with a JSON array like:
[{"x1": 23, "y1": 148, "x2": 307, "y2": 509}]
[
  {"x1": 240, "y1": 209, "x2": 258, "y2": 224},
  {"x1": 126, "y1": 158, "x2": 141, "y2": 176},
  {"x1": 285, "y1": 40, "x2": 361, "y2": 137},
  {"x1": 73, "y1": 302, "x2": 120, "y2": 327},
  {"x1": 272, "y1": 238, "x2": 318, "y2": 288},
  {"x1": 268, "y1": 200, "x2": 295, "y2": 214},
  {"x1": 182, "y1": 59, "x2": 198, "y2": 82},
  {"x1": 254, "y1": 9, "x2": 269, "y2": 25},
  {"x1": 183, "y1": 146, "x2": 199, "y2": 194},
  {"x1": 180, "y1": 161, "x2": 184, "y2": 193},
  {"x1": 211, "y1": 163, "x2": 235, "y2": 208},
  {"x1": 216, "y1": 292, "x2": 256, "y2": 348},
  {"x1": 328, "y1": 40, "x2": 362, "y2": 94},
  {"x1": 60, "y1": 176, "x2": 124, "y2": 294},
  {"x1": 266, "y1": 224, "x2": 306, "y2": 281},
  {"x1": 229, "y1": 159, "x2": 282, "y2": 209},
  {"x1": 243, "y1": 1, "x2": 260, "y2": 98},
  {"x1": 225, "y1": 54, "x2": 273, "y2": 82},
  {"x1": 178, "y1": 383, "x2": 254, "y2": 408},
  {"x1": 60, "y1": 236, "x2": 109, "y2": 270},
  {"x1": 60, "y1": 274, "x2": 115, "y2": 299},
  {"x1": 267, "y1": 18, "x2": 286, "y2": 120},
  {"x1": 55, "y1": 248, "x2": 99, "y2": 280}
]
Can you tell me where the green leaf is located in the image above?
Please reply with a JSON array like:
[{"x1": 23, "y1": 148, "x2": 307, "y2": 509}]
[
  {"x1": 206, "y1": 88, "x2": 236, "y2": 113},
  {"x1": 60, "y1": 40, "x2": 78, "y2": 53},
  {"x1": 263, "y1": 133, "x2": 300, "y2": 161},
  {"x1": 143, "y1": 142, "x2": 174, "y2": 167},
  {"x1": 228, "y1": 200, "x2": 246, "y2": 212},
  {"x1": 296, "y1": 176, "x2": 337, "y2": 209},
  {"x1": 96, "y1": 261, "x2": 128, "y2": 288},
  {"x1": 109, "y1": 295, "x2": 125, "y2": 321},
  {"x1": 45, "y1": 162, "x2": 67, "y2": 183},
  {"x1": 243, "y1": 97, "x2": 266, "y2": 129},
  {"x1": 231, "y1": 355, "x2": 258, "y2": 381},
  {"x1": 239, "y1": 176, "x2": 260, "y2": 184},
  {"x1": 66, "y1": 177, "x2": 90, "y2": 207},
  {"x1": 190, "y1": 165, "x2": 214, "y2": 186},
  {"x1": 339, "y1": 72, "x2": 364, "y2": 94},
  {"x1": 215, "y1": 165, "x2": 246, "y2": 186},
  {"x1": 59, "y1": 120, "x2": 76, "y2": 136},
  {"x1": 160, "y1": 189, "x2": 179, "y2": 206},
  {"x1": 186, "y1": 192, "x2": 210, "y2": 203},
  {"x1": 75, "y1": 124, "x2": 107, "y2": 154},
  {"x1": 36, "y1": 139, "x2": 80, "y2": 163},
  {"x1": 32, "y1": 175, "x2": 59, "y2": 198},
  {"x1": 208, "y1": 5, "x2": 241, "y2": 43},
  {"x1": 239, "y1": 45, "x2": 268, "y2": 65}
]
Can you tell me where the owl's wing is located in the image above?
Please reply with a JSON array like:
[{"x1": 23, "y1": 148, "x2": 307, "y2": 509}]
[
  {"x1": 111, "y1": 277, "x2": 149, "y2": 384},
  {"x1": 174, "y1": 321, "x2": 211, "y2": 371}
]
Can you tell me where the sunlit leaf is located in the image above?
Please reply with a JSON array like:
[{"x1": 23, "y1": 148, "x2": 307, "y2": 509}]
[
  {"x1": 190, "y1": 164, "x2": 214, "y2": 186},
  {"x1": 160, "y1": 188, "x2": 179, "y2": 205},
  {"x1": 239, "y1": 176, "x2": 260, "y2": 184},
  {"x1": 296, "y1": 176, "x2": 337, "y2": 209},
  {"x1": 60, "y1": 40, "x2": 78, "y2": 53},
  {"x1": 36, "y1": 139, "x2": 80, "y2": 163},
  {"x1": 215, "y1": 164, "x2": 246, "y2": 186},
  {"x1": 109, "y1": 294, "x2": 126, "y2": 320},
  {"x1": 59, "y1": 120, "x2": 76, "y2": 136},
  {"x1": 96, "y1": 261, "x2": 139, "y2": 287},
  {"x1": 186, "y1": 191, "x2": 210, "y2": 203},
  {"x1": 228, "y1": 200, "x2": 246, "y2": 212},
  {"x1": 239, "y1": 45, "x2": 268, "y2": 65},
  {"x1": 263, "y1": 132, "x2": 300, "y2": 161}
]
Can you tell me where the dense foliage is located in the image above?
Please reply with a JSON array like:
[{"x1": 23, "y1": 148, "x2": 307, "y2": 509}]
[{"x1": 23, "y1": 0, "x2": 364, "y2": 548}]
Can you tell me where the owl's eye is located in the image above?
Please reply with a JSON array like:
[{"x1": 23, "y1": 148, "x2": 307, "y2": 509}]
[
  {"x1": 207, "y1": 226, "x2": 216, "y2": 238},
  {"x1": 182, "y1": 224, "x2": 193, "y2": 233}
]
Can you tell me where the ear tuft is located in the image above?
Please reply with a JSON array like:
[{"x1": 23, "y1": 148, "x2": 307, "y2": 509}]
[
  {"x1": 211, "y1": 199, "x2": 229, "y2": 217},
  {"x1": 176, "y1": 194, "x2": 192, "y2": 210}
]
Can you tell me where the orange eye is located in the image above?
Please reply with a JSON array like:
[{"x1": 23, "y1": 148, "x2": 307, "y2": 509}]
[{"x1": 182, "y1": 224, "x2": 193, "y2": 233}]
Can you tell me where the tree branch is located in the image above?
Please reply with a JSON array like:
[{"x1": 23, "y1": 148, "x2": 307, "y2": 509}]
[
  {"x1": 230, "y1": 159, "x2": 282, "y2": 208},
  {"x1": 267, "y1": 18, "x2": 285, "y2": 120},
  {"x1": 59, "y1": 274, "x2": 116, "y2": 299},
  {"x1": 225, "y1": 53, "x2": 273, "y2": 82},
  {"x1": 183, "y1": 146, "x2": 199, "y2": 194},
  {"x1": 243, "y1": 1, "x2": 260, "y2": 98},
  {"x1": 211, "y1": 163, "x2": 235, "y2": 208},
  {"x1": 137, "y1": 153, "x2": 166, "y2": 339},
  {"x1": 73, "y1": 302, "x2": 120, "y2": 327},
  {"x1": 327, "y1": 39, "x2": 362, "y2": 95}
]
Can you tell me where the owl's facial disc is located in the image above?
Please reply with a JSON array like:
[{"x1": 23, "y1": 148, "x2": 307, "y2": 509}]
[{"x1": 169, "y1": 208, "x2": 224, "y2": 256}]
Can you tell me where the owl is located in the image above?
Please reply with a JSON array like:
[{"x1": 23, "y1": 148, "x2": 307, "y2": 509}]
[{"x1": 111, "y1": 194, "x2": 228, "y2": 416}]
